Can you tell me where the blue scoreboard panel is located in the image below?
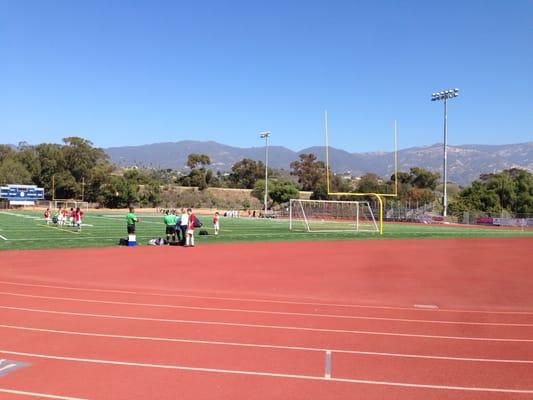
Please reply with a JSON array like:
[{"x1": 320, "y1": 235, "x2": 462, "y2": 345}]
[{"x1": 0, "y1": 185, "x2": 45, "y2": 201}]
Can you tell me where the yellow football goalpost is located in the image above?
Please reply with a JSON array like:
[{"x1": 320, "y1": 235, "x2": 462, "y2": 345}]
[{"x1": 324, "y1": 111, "x2": 398, "y2": 235}]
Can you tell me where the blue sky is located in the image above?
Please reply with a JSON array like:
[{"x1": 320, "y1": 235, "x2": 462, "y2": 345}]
[{"x1": 0, "y1": 0, "x2": 531, "y2": 152}]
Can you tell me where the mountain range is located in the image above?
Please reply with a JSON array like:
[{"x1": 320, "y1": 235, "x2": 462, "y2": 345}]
[{"x1": 106, "y1": 140, "x2": 533, "y2": 186}]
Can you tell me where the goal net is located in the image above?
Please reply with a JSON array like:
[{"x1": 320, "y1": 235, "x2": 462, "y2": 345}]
[
  {"x1": 50, "y1": 200, "x2": 89, "y2": 212},
  {"x1": 289, "y1": 199, "x2": 379, "y2": 233}
]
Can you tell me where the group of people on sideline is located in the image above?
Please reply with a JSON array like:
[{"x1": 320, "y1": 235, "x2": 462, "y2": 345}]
[{"x1": 127, "y1": 207, "x2": 220, "y2": 247}]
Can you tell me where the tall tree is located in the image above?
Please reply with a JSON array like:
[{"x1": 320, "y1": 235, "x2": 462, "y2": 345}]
[
  {"x1": 409, "y1": 167, "x2": 440, "y2": 190},
  {"x1": 229, "y1": 158, "x2": 266, "y2": 189},
  {"x1": 290, "y1": 153, "x2": 326, "y2": 191},
  {"x1": 186, "y1": 154, "x2": 211, "y2": 169}
]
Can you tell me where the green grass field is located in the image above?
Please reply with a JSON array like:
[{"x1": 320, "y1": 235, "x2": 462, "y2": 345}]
[{"x1": 0, "y1": 210, "x2": 532, "y2": 251}]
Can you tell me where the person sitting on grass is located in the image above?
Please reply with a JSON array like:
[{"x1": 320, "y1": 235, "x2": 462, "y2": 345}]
[
  {"x1": 126, "y1": 207, "x2": 139, "y2": 236},
  {"x1": 163, "y1": 210, "x2": 178, "y2": 243},
  {"x1": 185, "y1": 208, "x2": 196, "y2": 247}
]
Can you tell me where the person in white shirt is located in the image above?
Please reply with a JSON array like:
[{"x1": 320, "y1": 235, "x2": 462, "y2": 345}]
[
  {"x1": 213, "y1": 211, "x2": 220, "y2": 235},
  {"x1": 179, "y1": 207, "x2": 189, "y2": 245}
]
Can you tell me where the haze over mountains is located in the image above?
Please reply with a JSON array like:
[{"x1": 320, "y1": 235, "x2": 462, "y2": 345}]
[{"x1": 105, "y1": 141, "x2": 533, "y2": 186}]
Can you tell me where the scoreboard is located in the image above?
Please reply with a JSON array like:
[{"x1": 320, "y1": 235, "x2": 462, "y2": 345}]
[{"x1": 0, "y1": 184, "x2": 45, "y2": 205}]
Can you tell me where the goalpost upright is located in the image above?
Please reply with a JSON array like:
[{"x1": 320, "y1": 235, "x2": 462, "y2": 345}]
[{"x1": 324, "y1": 111, "x2": 398, "y2": 235}]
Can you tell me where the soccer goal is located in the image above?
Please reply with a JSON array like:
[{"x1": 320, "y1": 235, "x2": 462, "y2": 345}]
[
  {"x1": 289, "y1": 199, "x2": 379, "y2": 233},
  {"x1": 51, "y1": 200, "x2": 89, "y2": 211}
]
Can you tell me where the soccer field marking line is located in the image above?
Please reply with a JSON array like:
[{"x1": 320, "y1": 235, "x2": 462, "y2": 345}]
[
  {"x1": 2, "y1": 323, "x2": 532, "y2": 364},
  {"x1": 1, "y1": 305, "x2": 533, "y2": 343},
  {"x1": 0, "y1": 234, "x2": 7, "y2": 241},
  {"x1": 1, "y1": 350, "x2": 532, "y2": 394},
  {"x1": 36, "y1": 224, "x2": 80, "y2": 235},
  {"x1": 0, "y1": 232, "x2": 354, "y2": 242},
  {"x1": 0, "y1": 388, "x2": 87, "y2": 400},
  {"x1": 2, "y1": 291, "x2": 532, "y2": 328},
  {"x1": 92, "y1": 215, "x2": 163, "y2": 225},
  {"x1": 0, "y1": 212, "x2": 41, "y2": 220},
  {"x1": 1, "y1": 280, "x2": 533, "y2": 316}
]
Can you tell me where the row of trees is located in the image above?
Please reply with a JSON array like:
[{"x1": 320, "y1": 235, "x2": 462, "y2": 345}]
[
  {"x1": 1, "y1": 138, "x2": 531, "y2": 214},
  {"x1": 449, "y1": 169, "x2": 533, "y2": 216},
  {"x1": 0, "y1": 138, "x2": 162, "y2": 208}
]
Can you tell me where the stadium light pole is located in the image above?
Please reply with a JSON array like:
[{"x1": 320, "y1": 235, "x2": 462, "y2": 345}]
[
  {"x1": 260, "y1": 131, "x2": 271, "y2": 216},
  {"x1": 431, "y1": 88, "x2": 459, "y2": 217}
]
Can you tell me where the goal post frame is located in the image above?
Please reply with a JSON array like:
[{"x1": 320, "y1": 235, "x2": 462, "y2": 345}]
[{"x1": 289, "y1": 198, "x2": 379, "y2": 233}]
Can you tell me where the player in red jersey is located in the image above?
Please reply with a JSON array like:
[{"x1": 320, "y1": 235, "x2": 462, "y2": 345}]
[
  {"x1": 185, "y1": 208, "x2": 196, "y2": 247},
  {"x1": 69, "y1": 208, "x2": 76, "y2": 226},
  {"x1": 74, "y1": 207, "x2": 84, "y2": 231},
  {"x1": 44, "y1": 208, "x2": 51, "y2": 225}
]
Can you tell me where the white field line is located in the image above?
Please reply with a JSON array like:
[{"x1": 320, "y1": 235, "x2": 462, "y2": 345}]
[
  {"x1": 91, "y1": 215, "x2": 163, "y2": 225},
  {"x1": 1, "y1": 350, "x2": 533, "y2": 394},
  {"x1": 0, "y1": 388, "x2": 87, "y2": 400},
  {"x1": 0, "y1": 232, "x2": 290, "y2": 241},
  {"x1": 1, "y1": 305, "x2": 533, "y2": 343},
  {"x1": 0, "y1": 234, "x2": 7, "y2": 241},
  {"x1": 36, "y1": 225, "x2": 79, "y2": 235},
  {"x1": 0, "y1": 236, "x2": 154, "y2": 242},
  {"x1": 0, "y1": 212, "x2": 41, "y2": 220},
  {"x1": 2, "y1": 323, "x2": 531, "y2": 364},
  {"x1": 1, "y1": 279, "x2": 533, "y2": 316},
  {"x1": 2, "y1": 291, "x2": 532, "y2": 328}
]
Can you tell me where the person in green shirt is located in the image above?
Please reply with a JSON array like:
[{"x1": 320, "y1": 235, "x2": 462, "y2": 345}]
[
  {"x1": 126, "y1": 207, "x2": 139, "y2": 235},
  {"x1": 163, "y1": 209, "x2": 178, "y2": 243}
]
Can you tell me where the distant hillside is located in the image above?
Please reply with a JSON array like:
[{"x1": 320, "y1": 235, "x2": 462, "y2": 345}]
[{"x1": 105, "y1": 140, "x2": 533, "y2": 186}]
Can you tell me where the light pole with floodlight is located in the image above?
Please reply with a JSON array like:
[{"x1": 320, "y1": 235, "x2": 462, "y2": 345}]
[
  {"x1": 260, "y1": 131, "x2": 271, "y2": 216},
  {"x1": 431, "y1": 88, "x2": 459, "y2": 217}
]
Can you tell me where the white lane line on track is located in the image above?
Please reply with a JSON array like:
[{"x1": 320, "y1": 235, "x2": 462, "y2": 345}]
[
  {"x1": 324, "y1": 351, "x2": 332, "y2": 379},
  {"x1": 2, "y1": 279, "x2": 532, "y2": 316},
  {"x1": 2, "y1": 305, "x2": 533, "y2": 342},
  {"x1": 2, "y1": 291, "x2": 533, "y2": 328},
  {"x1": 1, "y1": 350, "x2": 533, "y2": 394},
  {"x1": 0, "y1": 388, "x2": 87, "y2": 400},
  {"x1": 2, "y1": 324, "x2": 532, "y2": 364}
]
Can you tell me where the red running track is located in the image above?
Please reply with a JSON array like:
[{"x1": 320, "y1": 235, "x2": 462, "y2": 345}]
[{"x1": 0, "y1": 238, "x2": 532, "y2": 399}]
